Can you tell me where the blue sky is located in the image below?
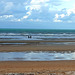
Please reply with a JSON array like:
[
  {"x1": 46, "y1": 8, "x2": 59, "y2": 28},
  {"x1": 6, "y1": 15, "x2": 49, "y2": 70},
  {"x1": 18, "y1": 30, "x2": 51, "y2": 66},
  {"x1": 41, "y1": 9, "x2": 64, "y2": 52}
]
[{"x1": 0, "y1": 0, "x2": 75, "y2": 29}]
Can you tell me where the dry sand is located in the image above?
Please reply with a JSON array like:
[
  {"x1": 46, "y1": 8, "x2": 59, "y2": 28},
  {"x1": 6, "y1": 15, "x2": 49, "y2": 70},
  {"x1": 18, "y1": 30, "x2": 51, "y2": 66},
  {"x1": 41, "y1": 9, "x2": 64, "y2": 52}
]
[{"x1": 0, "y1": 61, "x2": 75, "y2": 74}]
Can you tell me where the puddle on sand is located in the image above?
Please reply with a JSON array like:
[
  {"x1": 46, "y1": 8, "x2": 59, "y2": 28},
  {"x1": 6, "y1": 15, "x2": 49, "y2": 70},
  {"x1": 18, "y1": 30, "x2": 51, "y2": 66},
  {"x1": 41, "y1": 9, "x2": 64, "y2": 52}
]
[{"x1": 0, "y1": 51, "x2": 75, "y2": 61}]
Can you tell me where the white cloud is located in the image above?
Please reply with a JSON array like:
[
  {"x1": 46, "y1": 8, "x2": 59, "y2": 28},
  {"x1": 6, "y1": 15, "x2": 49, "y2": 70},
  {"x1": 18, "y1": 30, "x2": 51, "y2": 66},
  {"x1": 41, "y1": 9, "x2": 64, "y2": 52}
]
[
  {"x1": 54, "y1": 14, "x2": 64, "y2": 22},
  {"x1": 16, "y1": 19, "x2": 21, "y2": 22},
  {"x1": 16, "y1": 11, "x2": 31, "y2": 21},
  {"x1": 26, "y1": 11, "x2": 31, "y2": 15},
  {"x1": 54, "y1": 14, "x2": 60, "y2": 22},
  {"x1": 19, "y1": 10, "x2": 32, "y2": 21},
  {"x1": 55, "y1": 14, "x2": 59, "y2": 18},
  {"x1": 24, "y1": 0, "x2": 50, "y2": 20},
  {"x1": 0, "y1": 15, "x2": 15, "y2": 22},
  {"x1": 30, "y1": 0, "x2": 49, "y2": 4},
  {"x1": 29, "y1": 5, "x2": 41, "y2": 11},
  {"x1": 29, "y1": 0, "x2": 50, "y2": 10},
  {"x1": 66, "y1": 9, "x2": 72, "y2": 16},
  {"x1": 54, "y1": 19, "x2": 62, "y2": 22},
  {"x1": 0, "y1": 0, "x2": 75, "y2": 23},
  {"x1": 60, "y1": 14, "x2": 65, "y2": 18},
  {"x1": 15, "y1": 15, "x2": 29, "y2": 22},
  {"x1": 22, "y1": 15, "x2": 28, "y2": 19},
  {"x1": 29, "y1": 19, "x2": 42, "y2": 22},
  {"x1": 66, "y1": 8, "x2": 75, "y2": 16},
  {"x1": 23, "y1": 16, "x2": 28, "y2": 19},
  {"x1": 65, "y1": 6, "x2": 75, "y2": 16},
  {"x1": 54, "y1": 6, "x2": 75, "y2": 23},
  {"x1": 0, "y1": 15, "x2": 14, "y2": 19}
]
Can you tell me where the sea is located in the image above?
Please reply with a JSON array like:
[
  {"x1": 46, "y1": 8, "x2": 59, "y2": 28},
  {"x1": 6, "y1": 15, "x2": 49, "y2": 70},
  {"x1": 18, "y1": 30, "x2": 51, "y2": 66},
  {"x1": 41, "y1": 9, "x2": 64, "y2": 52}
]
[{"x1": 0, "y1": 29, "x2": 75, "y2": 41}]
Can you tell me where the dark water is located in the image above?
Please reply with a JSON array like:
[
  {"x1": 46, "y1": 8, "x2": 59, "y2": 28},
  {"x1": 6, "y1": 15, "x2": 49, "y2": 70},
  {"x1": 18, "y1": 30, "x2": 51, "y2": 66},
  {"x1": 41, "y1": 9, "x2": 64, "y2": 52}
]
[
  {"x1": 0, "y1": 51, "x2": 75, "y2": 61},
  {"x1": 0, "y1": 29, "x2": 75, "y2": 34}
]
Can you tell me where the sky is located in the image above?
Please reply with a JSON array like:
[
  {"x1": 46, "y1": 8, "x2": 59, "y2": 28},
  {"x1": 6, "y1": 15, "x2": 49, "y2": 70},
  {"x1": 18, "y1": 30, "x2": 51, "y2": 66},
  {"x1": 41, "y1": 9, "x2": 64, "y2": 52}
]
[{"x1": 0, "y1": 0, "x2": 75, "y2": 29}]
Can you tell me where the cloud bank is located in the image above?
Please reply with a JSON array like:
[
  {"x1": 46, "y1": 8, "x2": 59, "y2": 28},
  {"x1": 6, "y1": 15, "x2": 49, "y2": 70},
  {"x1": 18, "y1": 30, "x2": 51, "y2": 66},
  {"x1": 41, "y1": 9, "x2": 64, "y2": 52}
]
[{"x1": 0, "y1": 0, "x2": 75, "y2": 23}]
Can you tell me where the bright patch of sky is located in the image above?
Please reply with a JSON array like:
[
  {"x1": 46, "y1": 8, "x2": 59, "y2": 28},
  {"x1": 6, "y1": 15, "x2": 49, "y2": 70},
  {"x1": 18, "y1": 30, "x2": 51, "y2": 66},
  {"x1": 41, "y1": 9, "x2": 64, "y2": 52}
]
[{"x1": 0, "y1": 0, "x2": 75, "y2": 29}]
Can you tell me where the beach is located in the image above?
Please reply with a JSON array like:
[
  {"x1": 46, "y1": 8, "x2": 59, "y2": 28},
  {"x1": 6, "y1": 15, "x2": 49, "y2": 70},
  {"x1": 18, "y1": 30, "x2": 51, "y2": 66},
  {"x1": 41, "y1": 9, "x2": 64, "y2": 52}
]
[
  {"x1": 0, "y1": 40, "x2": 75, "y2": 74},
  {"x1": 0, "y1": 29, "x2": 75, "y2": 74},
  {"x1": 0, "y1": 0, "x2": 75, "y2": 73}
]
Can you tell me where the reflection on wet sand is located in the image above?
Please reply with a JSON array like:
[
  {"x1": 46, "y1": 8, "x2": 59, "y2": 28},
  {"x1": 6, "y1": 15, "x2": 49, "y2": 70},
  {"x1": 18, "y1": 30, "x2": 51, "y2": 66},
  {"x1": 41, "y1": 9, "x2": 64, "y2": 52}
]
[{"x1": 0, "y1": 51, "x2": 75, "y2": 61}]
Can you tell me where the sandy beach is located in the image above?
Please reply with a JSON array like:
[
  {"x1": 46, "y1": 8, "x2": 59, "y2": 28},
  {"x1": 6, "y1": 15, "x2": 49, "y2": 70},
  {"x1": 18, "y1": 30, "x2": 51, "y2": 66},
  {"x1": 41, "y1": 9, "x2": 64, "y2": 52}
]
[
  {"x1": 0, "y1": 40, "x2": 75, "y2": 74},
  {"x1": 0, "y1": 61, "x2": 75, "y2": 74}
]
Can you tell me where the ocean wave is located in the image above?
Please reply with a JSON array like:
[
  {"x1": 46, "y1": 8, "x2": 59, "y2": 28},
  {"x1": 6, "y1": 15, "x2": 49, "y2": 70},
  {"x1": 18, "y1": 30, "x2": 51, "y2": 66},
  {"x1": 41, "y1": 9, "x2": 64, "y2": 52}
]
[{"x1": 0, "y1": 33, "x2": 75, "y2": 40}]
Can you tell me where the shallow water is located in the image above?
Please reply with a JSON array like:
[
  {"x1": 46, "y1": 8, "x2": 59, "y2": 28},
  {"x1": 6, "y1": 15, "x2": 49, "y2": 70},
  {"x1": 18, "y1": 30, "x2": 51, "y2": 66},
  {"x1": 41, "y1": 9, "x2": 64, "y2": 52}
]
[
  {"x1": 1, "y1": 34, "x2": 75, "y2": 41},
  {"x1": 0, "y1": 43, "x2": 27, "y2": 45},
  {"x1": 0, "y1": 51, "x2": 75, "y2": 61}
]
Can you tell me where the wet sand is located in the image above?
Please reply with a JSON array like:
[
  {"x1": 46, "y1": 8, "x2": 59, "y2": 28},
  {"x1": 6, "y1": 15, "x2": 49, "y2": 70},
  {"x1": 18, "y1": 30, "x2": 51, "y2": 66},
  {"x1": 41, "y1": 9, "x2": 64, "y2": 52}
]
[
  {"x1": 0, "y1": 40, "x2": 75, "y2": 52},
  {"x1": 0, "y1": 40, "x2": 75, "y2": 74},
  {"x1": 1, "y1": 40, "x2": 75, "y2": 43},
  {"x1": 0, "y1": 44, "x2": 75, "y2": 52}
]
